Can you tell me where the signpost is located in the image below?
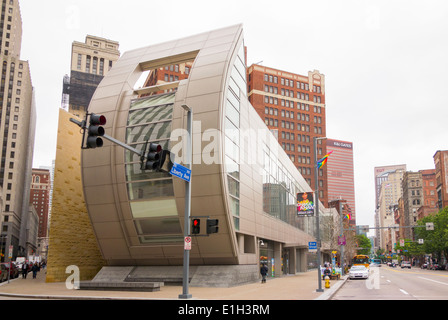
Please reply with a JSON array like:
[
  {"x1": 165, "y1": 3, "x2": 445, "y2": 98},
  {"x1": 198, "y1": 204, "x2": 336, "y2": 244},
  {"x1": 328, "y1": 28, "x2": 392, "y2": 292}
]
[
  {"x1": 184, "y1": 237, "x2": 192, "y2": 251},
  {"x1": 178, "y1": 105, "x2": 193, "y2": 300},
  {"x1": 170, "y1": 162, "x2": 191, "y2": 182},
  {"x1": 308, "y1": 241, "x2": 317, "y2": 253}
]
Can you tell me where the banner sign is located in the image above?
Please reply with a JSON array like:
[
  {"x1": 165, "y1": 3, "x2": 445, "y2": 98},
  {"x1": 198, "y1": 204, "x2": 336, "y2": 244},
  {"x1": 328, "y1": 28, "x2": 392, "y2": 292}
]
[{"x1": 297, "y1": 192, "x2": 315, "y2": 216}]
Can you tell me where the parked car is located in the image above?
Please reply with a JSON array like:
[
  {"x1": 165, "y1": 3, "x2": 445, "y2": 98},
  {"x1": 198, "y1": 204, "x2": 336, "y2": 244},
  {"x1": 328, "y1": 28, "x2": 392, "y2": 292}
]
[
  {"x1": 349, "y1": 265, "x2": 369, "y2": 279},
  {"x1": 401, "y1": 261, "x2": 411, "y2": 269},
  {"x1": 1, "y1": 262, "x2": 18, "y2": 279},
  {"x1": 0, "y1": 264, "x2": 7, "y2": 282},
  {"x1": 430, "y1": 264, "x2": 445, "y2": 270}
]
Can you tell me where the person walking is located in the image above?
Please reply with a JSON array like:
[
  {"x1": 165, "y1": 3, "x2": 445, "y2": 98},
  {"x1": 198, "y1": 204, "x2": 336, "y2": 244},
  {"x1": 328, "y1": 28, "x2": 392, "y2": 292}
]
[
  {"x1": 22, "y1": 262, "x2": 28, "y2": 279},
  {"x1": 260, "y1": 264, "x2": 268, "y2": 284},
  {"x1": 31, "y1": 263, "x2": 39, "y2": 279}
]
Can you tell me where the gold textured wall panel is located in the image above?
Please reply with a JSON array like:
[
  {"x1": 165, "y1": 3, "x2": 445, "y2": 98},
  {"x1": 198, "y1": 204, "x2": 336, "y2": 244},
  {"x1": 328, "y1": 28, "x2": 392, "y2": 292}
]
[{"x1": 45, "y1": 109, "x2": 105, "y2": 282}]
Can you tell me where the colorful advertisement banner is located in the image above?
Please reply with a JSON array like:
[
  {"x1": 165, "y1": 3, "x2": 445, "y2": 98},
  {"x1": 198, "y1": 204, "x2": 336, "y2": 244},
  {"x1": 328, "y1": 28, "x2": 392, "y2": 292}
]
[{"x1": 297, "y1": 192, "x2": 315, "y2": 216}]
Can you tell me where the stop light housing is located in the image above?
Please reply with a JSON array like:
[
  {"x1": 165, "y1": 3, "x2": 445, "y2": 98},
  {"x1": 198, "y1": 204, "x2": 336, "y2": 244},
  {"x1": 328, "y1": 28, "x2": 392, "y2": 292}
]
[
  {"x1": 206, "y1": 219, "x2": 219, "y2": 234},
  {"x1": 192, "y1": 219, "x2": 201, "y2": 235},
  {"x1": 144, "y1": 143, "x2": 162, "y2": 170},
  {"x1": 86, "y1": 113, "x2": 106, "y2": 148}
]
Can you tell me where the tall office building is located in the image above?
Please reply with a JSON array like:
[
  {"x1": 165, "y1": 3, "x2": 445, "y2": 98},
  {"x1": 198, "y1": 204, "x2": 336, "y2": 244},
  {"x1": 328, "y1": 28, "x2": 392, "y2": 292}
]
[
  {"x1": 30, "y1": 168, "x2": 51, "y2": 238},
  {"x1": 62, "y1": 35, "x2": 120, "y2": 119},
  {"x1": 326, "y1": 139, "x2": 356, "y2": 226},
  {"x1": 0, "y1": 0, "x2": 36, "y2": 260},
  {"x1": 247, "y1": 65, "x2": 328, "y2": 204}
]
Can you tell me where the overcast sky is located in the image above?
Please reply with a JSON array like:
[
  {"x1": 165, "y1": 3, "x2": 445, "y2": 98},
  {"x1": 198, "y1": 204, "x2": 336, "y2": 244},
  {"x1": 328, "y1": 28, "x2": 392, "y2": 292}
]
[{"x1": 19, "y1": 0, "x2": 448, "y2": 229}]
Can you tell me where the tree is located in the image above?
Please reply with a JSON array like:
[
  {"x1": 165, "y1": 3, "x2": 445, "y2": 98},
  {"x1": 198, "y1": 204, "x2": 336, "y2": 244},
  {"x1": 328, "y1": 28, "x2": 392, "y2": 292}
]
[
  {"x1": 415, "y1": 207, "x2": 448, "y2": 263},
  {"x1": 356, "y1": 234, "x2": 371, "y2": 255}
]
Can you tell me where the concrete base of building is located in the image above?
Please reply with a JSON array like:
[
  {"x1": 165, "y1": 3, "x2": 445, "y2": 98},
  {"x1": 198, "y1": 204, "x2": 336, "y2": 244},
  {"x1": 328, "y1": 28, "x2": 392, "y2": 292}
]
[{"x1": 78, "y1": 265, "x2": 260, "y2": 291}]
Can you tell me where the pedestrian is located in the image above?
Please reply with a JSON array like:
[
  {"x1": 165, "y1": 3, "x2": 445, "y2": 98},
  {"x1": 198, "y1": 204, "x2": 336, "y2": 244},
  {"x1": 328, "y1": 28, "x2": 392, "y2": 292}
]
[
  {"x1": 323, "y1": 266, "x2": 331, "y2": 279},
  {"x1": 22, "y1": 262, "x2": 28, "y2": 279},
  {"x1": 31, "y1": 263, "x2": 39, "y2": 279},
  {"x1": 260, "y1": 264, "x2": 268, "y2": 284},
  {"x1": 31, "y1": 262, "x2": 39, "y2": 279}
]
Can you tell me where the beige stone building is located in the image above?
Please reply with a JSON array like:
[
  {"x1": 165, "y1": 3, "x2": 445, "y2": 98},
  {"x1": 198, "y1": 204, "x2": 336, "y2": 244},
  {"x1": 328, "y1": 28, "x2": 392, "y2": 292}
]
[
  {"x1": 77, "y1": 24, "x2": 336, "y2": 286},
  {"x1": 63, "y1": 35, "x2": 120, "y2": 119},
  {"x1": 0, "y1": 0, "x2": 36, "y2": 261},
  {"x1": 378, "y1": 169, "x2": 404, "y2": 252}
]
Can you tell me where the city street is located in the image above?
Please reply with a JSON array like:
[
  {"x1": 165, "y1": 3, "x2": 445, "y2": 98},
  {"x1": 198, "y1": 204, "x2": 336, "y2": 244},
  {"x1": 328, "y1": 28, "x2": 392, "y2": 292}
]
[{"x1": 332, "y1": 265, "x2": 448, "y2": 300}]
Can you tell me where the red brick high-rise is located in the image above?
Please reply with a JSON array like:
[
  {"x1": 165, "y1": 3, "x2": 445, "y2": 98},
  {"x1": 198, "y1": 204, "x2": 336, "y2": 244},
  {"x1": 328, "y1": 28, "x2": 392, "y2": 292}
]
[
  {"x1": 434, "y1": 150, "x2": 448, "y2": 210},
  {"x1": 247, "y1": 64, "x2": 328, "y2": 204},
  {"x1": 30, "y1": 169, "x2": 51, "y2": 238}
]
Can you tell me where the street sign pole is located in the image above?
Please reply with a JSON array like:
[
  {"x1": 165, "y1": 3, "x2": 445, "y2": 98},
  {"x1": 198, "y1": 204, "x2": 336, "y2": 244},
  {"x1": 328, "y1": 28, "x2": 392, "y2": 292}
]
[
  {"x1": 314, "y1": 136, "x2": 325, "y2": 293},
  {"x1": 179, "y1": 105, "x2": 193, "y2": 300}
]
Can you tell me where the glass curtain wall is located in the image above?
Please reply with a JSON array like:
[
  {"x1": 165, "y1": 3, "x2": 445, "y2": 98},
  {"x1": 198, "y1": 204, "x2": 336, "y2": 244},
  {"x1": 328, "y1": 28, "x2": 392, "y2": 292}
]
[
  {"x1": 125, "y1": 92, "x2": 183, "y2": 244},
  {"x1": 224, "y1": 42, "x2": 247, "y2": 231}
]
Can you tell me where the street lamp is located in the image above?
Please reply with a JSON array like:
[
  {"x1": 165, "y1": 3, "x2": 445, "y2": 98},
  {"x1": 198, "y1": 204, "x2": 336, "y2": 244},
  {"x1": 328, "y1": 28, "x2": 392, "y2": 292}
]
[{"x1": 313, "y1": 136, "x2": 326, "y2": 293}]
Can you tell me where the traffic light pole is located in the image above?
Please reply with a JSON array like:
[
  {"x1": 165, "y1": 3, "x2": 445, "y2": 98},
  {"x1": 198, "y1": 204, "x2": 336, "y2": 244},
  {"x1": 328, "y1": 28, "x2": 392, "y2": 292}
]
[
  {"x1": 102, "y1": 134, "x2": 142, "y2": 156},
  {"x1": 179, "y1": 105, "x2": 193, "y2": 300}
]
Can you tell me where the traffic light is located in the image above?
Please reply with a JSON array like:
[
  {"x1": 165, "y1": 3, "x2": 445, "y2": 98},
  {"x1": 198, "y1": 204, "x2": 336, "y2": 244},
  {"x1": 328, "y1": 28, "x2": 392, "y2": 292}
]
[
  {"x1": 144, "y1": 143, "x2": 162, "y2": 170},
  {"x1": 206, "y1": 219, "x2": 219, "y2": 234},
  {"x1": 86, "y1": 113, "x2": 106, "y2": 148},
  {"x1": 192, "y1": 219, "x2": 201, "y2": 235}
]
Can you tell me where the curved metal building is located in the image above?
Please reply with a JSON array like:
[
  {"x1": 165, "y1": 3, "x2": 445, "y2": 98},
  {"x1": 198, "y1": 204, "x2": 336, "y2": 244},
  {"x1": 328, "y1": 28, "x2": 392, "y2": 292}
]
[{"x1": 81, "y1": 24, "x2": 317, "y2": 283}]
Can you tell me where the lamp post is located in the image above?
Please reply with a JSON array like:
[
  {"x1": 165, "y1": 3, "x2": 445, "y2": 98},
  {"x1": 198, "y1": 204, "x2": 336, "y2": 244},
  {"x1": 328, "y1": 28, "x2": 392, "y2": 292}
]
[
  {"x1": 179, "y1": 105, "x2": 193, "y2": 300},
  {"x1": 313, "y1": 136, "x2": 326, "y2": 292}
]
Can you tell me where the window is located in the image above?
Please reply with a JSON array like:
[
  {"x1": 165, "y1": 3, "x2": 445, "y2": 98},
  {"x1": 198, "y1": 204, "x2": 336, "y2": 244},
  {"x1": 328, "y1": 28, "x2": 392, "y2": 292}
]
[
  {"x1": 86, "y1": 56, "x2": 91, "y2": 73},
  {"x1": 77, "y1": 54, "x2": 82, "y2": 70}
]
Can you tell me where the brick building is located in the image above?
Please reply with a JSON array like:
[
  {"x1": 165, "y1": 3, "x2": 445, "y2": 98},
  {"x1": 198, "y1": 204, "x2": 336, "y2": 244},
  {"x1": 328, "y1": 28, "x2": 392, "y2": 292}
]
[
  {"x1": 434, "y1": 150, "x2": 448, "y2": 211},
  {"x1": 247, "y1": 65, "x2": 328, "y2": 204},
  {"x1": 30, "y1": 168, "x2": 51, "y2": 238}
]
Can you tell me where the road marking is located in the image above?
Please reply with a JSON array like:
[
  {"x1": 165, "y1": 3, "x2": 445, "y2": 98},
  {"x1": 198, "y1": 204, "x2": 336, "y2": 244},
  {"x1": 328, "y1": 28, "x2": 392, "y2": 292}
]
[
  {"x1": 399, "y1": 289, "x2": 409, "y2": 295},
  {"x1": 418, "y1": 276, "x2": 448, "y2": 286}
]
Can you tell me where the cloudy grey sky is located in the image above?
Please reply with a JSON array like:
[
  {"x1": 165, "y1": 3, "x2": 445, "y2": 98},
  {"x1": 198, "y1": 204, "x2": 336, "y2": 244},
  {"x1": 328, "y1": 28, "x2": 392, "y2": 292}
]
[{"x1": 19, "y1": 0, "x2": 448, "y2": 229}]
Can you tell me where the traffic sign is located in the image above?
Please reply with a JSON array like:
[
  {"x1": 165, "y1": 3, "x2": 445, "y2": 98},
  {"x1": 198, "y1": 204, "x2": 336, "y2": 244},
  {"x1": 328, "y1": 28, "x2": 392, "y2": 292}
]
[
  {"x1": 184, "y1": 237, "x2": 192, "y2": 251},
  {"x1": 308, "y1": 241, "x2": 317, "y2": 252},
  {"x1": 170, "y1": 162, "x2": 191, "y2": 182}
]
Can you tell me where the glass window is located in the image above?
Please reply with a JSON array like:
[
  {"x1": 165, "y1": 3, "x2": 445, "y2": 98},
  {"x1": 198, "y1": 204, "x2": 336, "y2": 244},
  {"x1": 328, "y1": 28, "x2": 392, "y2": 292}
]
[{"x1": 126, "y1": 92, "x2": 182, "y2": 243}]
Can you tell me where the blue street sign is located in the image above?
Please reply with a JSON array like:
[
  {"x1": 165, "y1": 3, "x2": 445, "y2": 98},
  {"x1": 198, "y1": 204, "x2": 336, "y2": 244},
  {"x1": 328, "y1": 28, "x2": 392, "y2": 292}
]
[
  {"x1": 170, "y1": 162, "x2": 191, "y2": 182},
  {"x1": 309, "y1": 241, "x2": 317, "y2": 250}
]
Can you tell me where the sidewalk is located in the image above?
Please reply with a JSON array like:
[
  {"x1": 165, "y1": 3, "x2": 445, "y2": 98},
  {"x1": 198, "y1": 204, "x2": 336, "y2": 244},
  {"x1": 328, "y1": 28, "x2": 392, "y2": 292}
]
[{"x1": 0, "y1": 269, "x2": 347, "y2": 300}]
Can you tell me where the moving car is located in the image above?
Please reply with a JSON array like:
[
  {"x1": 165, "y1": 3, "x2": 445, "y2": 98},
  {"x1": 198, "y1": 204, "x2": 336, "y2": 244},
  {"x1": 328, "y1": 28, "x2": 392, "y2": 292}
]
[
  {"x1": 401, "y1": 261, "x2": 411, "y2": 269},
  {"x1": 349, "y1": 265, "x2": 369, "y2": 279}
]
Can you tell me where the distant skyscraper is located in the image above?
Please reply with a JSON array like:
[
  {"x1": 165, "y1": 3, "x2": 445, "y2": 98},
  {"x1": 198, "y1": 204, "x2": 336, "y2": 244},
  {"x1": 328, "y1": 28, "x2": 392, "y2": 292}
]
[
  {"x1": 0, "y1": 0, "x2": 37, "y2": 260},
  {"x1": 326, "y1": 139, "x2": 356, "y2": 226},
  {"x1": 63, "y1": 35, "x2": 120, "y2": 119},
  {"x1": 374, "y1": 164, "x2": 406, "y2": 250}
]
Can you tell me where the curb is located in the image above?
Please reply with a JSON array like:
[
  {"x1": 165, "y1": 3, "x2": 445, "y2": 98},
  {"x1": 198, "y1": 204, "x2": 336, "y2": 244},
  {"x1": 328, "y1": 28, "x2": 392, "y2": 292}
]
[{"x1": 314, "y1": 275, "x2": 348, "y2": 300}]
